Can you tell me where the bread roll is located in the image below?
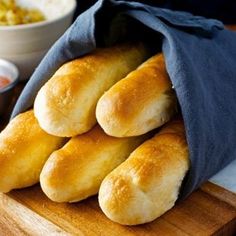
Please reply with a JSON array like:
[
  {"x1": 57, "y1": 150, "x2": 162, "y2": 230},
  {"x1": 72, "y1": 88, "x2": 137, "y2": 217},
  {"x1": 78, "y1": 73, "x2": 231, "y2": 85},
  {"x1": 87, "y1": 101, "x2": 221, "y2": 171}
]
[
  {"x1": 40, "y1": 125, "x2": 151, "y2": 203},
  {"x1": 98, "y1": 119, "x2": 189, "y2": 225},
  {"x1": 0, "y1": 110, "x2": 65, "y2": 193},
  {"x1": 34, "y1": 43, "x2": 149, "y2": 137},
  {"x1": 96, "y1": 53, "x2": 177, "y2": 137}
]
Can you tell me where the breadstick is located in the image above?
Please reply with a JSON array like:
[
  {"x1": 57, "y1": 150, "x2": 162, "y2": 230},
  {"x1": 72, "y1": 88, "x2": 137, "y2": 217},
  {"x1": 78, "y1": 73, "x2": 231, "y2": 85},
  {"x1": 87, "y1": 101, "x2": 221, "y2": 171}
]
[
  {"x1": 98, "y1": 119, "x2": 189, "y2": 225},
  {"x1": 0, "y1": 110, "x2": 65, "y2": 193},
  {"x1": 40, "y1": 125, "x2": 151, "y2": 202},
  {"x1": 96, "y1": 53, "x2": 177, "y2": 137}
]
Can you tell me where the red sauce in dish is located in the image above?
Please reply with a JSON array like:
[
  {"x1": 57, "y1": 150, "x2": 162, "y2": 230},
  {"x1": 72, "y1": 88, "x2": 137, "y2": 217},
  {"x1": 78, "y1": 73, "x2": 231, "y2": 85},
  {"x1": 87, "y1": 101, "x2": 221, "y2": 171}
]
[{"x1": 0, "y1": 76, "x2": 10, "y2": 89}]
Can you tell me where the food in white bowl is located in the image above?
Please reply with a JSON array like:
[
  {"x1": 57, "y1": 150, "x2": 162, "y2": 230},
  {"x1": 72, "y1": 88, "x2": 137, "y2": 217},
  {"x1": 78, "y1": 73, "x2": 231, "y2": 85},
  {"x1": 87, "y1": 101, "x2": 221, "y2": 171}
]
[
  {"x1": 0, "y1": 0, "x2": 45, "y2": 26},
  {"x1": 0, "y1": 58, "x2": 19, "y2": 116},
  {"x1": 0, "y1": 0, "x2": 77, "y2": 80}
]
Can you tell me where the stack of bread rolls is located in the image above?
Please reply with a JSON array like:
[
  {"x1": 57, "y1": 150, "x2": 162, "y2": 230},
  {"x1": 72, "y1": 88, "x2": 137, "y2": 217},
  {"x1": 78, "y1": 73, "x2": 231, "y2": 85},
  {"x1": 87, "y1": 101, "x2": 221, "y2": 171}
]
[{"x1": 0, "y1": 42, "x2": 190, "y2": 225}]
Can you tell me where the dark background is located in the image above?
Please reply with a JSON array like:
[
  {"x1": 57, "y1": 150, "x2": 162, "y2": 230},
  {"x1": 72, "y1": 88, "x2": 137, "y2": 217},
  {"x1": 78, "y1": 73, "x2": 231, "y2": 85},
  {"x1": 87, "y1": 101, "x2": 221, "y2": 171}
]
[{"x1": 75, "y1": 0, "x2": 236, "y2": 24}]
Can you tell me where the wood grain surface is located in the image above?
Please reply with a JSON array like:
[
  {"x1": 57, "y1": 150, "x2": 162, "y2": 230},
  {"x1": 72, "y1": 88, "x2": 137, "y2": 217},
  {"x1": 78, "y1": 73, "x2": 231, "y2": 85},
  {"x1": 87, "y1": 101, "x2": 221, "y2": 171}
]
[{"x1": 0, "y1": 182, "x2": 234, "y2": 236}]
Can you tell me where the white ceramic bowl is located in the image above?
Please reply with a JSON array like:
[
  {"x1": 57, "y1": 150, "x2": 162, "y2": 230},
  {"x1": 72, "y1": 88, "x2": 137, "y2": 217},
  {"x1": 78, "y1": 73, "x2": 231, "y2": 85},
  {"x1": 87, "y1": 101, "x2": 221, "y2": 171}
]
[{"x1": 0, "y1": 0, "x2": 77, "y2": 80}]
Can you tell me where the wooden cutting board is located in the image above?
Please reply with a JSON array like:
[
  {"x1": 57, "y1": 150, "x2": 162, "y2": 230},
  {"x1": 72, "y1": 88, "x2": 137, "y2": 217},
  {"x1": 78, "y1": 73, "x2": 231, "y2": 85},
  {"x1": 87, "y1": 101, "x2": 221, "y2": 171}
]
[{"x1": 0, "y1": 182, "x2": 235, "y2": 235}]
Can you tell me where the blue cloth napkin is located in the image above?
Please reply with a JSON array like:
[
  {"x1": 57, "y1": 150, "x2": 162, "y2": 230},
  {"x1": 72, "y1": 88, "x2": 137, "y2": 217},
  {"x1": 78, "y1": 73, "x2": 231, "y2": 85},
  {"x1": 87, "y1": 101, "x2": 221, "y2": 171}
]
[{"x1": 11, "y1": 0, "x2": 236, "y2": 199}]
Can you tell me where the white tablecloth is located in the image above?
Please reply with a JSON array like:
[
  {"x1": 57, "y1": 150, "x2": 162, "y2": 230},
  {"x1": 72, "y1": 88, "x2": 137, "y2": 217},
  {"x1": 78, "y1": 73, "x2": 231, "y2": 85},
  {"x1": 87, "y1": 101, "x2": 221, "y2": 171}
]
[{"x1": 210, "y1": 159, "x2": 236, "y2": 193}]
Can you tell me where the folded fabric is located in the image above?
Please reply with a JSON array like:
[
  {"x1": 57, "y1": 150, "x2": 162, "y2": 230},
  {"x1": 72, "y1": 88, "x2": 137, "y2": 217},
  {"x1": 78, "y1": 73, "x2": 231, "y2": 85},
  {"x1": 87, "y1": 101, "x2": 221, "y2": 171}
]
[{"x1": 11, "y1": 0, "x2": 236, "y2": 199}]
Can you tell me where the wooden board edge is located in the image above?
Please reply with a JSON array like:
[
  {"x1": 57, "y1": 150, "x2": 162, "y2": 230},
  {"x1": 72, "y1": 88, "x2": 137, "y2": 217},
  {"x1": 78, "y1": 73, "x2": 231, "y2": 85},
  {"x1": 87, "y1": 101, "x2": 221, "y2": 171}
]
[{"x1": 201, "y1": 182, "x2": 236, "y2": 208}]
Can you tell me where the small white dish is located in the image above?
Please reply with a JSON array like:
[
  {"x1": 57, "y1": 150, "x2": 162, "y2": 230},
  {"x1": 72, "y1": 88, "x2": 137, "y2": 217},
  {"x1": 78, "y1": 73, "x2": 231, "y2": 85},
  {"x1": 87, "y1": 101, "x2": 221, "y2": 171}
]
[{"x1": 0, "y1": 59, "x2": 19, "y2": 116}]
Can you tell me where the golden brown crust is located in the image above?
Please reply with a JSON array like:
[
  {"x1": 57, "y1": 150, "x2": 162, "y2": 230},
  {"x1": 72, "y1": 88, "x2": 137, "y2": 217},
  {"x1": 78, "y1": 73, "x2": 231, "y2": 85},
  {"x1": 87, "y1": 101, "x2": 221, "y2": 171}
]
[
  {"x1": 40, "y1": 125, "x2": 151, "y2": 202},
  {"x1": 98, "y1": 119, "x2": 189, "y2": 225},
  {"x1": 96, "y1": 53, "x2": 177, "y2": 137},
  {"x1": 34, "y1": 43, "x2": 149, "y2": 137},
  {"x1": 0, "y1": 110, "x2": 65, "y2": 193}
]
